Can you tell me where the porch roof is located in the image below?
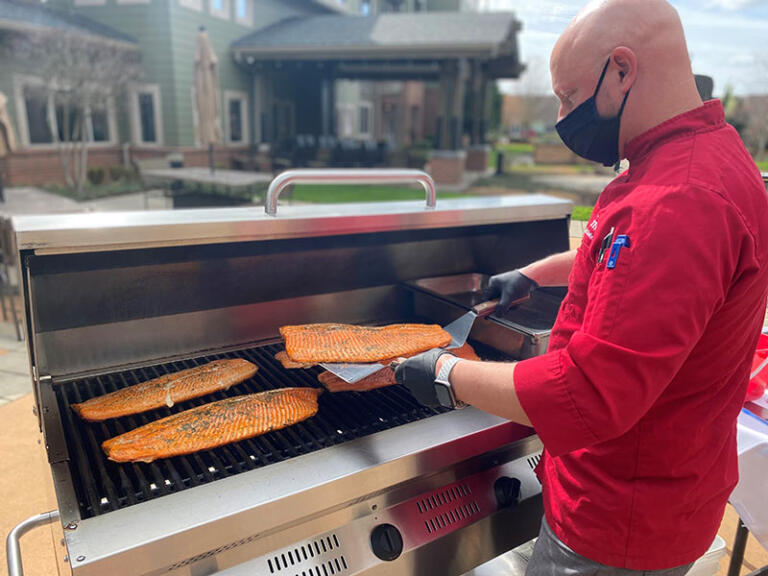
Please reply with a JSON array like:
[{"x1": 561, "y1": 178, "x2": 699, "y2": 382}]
[
  {"x1": 232, "y1": 11, "x2": 523, "y2": 79},
  {"x1": 0, "y1": 0, "x2": 137, "y2": 46}
]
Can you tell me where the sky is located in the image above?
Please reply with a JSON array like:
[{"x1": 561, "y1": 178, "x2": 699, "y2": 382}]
[{"x1": 487, "y1": 0, "x2": 768, "y2": 97}]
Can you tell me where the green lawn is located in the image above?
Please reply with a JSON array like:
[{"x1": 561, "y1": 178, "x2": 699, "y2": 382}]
[
  {"x1": 572, "y1": 206, "x2": 594, "y2": 222},
  {"x1": 46, "y1": 180, "x2": 145, "y2": 202},
  {"x1": 497, "y1": 142, "x2": 535, "y2": 155},
  {"x1": 291, "y1": 185, "x2": 466, "y2": 203},
  {"x1": 756, "y1": 161, "x2": 768, "y2": 172},
  {"x1": 488, "y1": 142, "x2": 536, "y2": 169}
]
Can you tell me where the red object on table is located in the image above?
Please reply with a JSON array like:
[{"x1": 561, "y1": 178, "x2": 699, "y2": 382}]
[{"x1": 747, "y1": 333, "x2": 768, "y2": 403}]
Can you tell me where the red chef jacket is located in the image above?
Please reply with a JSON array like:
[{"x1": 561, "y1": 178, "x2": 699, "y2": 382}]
[{"x1": 514, "y1": 101, "x2": 768, "y2": 570}]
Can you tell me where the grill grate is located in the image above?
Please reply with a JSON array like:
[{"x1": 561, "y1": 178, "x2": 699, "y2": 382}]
[{"x1": 56, "y1": 343, "x2": 458, "y2": 520}]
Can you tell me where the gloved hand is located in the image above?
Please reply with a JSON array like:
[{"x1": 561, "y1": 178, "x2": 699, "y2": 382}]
[
  {"x1": 484, "y1": 270, "x2": 538, "y2": 315},
  {"x1": 394, "y1": 349, "x2": 453, "y2": 408}
]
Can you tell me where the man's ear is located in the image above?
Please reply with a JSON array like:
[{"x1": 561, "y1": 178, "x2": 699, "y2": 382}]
[{"x1": 611, "y1": 47, "x2": 638, "y2": 92}]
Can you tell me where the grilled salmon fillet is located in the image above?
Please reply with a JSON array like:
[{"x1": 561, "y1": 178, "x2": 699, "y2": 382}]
[
  {"x1": 280, "y1": 323, "x2": 452, "y2": 364},
  {"x1": 72, "y1": 359, "x2": 258, "y2": 422},
  {"x1": 318, "y1": 342, "x2": 482, "y2": 392},
  {"x1": 103, "y1": 387, "x2": 322, "y2": 463},
  {"x1": 274, "y1": 350, "x2": 315, "y2": 369}
]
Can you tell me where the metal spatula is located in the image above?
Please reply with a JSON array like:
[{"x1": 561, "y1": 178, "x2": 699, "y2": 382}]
[
  {"x1": 444, "y1": 293, "x2": 532, "y2": 347},
  {"x1": 442, "y1": 299, "x2": 500, "y2": 348}
]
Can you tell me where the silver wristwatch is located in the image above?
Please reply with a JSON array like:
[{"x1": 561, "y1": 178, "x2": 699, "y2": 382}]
[{"x1": 434, "y1": 355, "x2": 467, "y2": 409}]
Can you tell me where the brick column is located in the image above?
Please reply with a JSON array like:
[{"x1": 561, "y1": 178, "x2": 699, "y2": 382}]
[{"x1": 428, "y1": 149, "x2": 467, "y2": 185}]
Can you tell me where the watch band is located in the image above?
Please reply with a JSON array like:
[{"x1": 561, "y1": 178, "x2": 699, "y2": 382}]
[
  {"x1": 437, "y1": 355, "x2": 462, "y2": 383},
  {"x1": 435, "y1": 355, "x2": 466, "y2": 409}
]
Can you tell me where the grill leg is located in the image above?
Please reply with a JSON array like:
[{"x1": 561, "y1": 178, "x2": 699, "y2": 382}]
[{"x1": 728, "y1": 519, "x2": 750, "y2": 576}]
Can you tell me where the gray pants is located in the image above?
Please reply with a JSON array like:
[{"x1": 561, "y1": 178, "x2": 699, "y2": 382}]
[{"x1": 525, "y1": 518, "x2": 693, "y2": 576}]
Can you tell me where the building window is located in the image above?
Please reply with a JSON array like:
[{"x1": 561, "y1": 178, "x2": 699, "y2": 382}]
[
  {"x1": 138, "y1": 93, "x2": 156, "y2": 143},
  {"x1": 74, "y1": 0, "x2": 106, "y2": 5},
  {"x1": 90, "y1": 102, "x2": 111, "y2": 142},
  {"x1": 234, "y1": 0, "x2": 252, "y2": 25},
  {"x1": 209, "y1": 0, "x2": 229, "y2": 19},
  {"x1": 229, "y1": 100, "x2": 242, "y2": 142},
  {"x1": 336, "y1": 104, "x2": 354, "y2": 138},
  {"x1": 54, "y1": 98, "x2": 83, "y2": 142},
  {"x1": 179, "y1": 0, "x2": 203, "y2": 10},
  {"x1": 360, "y1": 0, "x2": 370, "y2": 14},
  {"x1": 359, "y1": 102, "x2": 372, "y2": 138},
  {"x1": 23, "y1": 86, "x2": 53, "y2": 145},
  {"x1": 131, "y1": 84, "x2": 163, "y2": 145},
  {"x1": 224, "y1": 90, "x2": 248, "y2": 145},
  {"x1": 15, "y1": 76, "x2": 117, "y2": 148}
]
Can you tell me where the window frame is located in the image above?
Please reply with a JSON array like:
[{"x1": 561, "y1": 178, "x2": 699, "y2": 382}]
[
  {"x1": 358, "y1": 101, "x2": 373, "y2": 138},
  {"x1": 234, "y1": 0, "x2": 253, "y2": 25},
  {"x1": 13, "y1": 74, "x2": 118, "y2": 149},
  {"x1": 224, "y1": 90, "x2": 249, "y2": 147},
  {"x1": 209, "y1": 0, "x2": 230, "y2": 20},
  {"x1": 130, "y1": 83, "x2": 164, "y2": 146},
  {"x1": 335, "y1": 103, "x2": 355, "y2": 138},
  {"x1": 179, "y1": 0, "x2": 203, "y2": 11}
]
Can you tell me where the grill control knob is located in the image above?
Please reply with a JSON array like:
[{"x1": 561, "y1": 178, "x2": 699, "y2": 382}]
[
  {"x1": 370, "y1": 523, "x2": 403, "y2": 561},
  {"x1": 494, "y1": 476, "x2": 522, "y2": 509}
]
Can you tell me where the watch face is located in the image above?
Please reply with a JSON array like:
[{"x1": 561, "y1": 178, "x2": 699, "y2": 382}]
[{"x1": 435, "y1": 384, "x2": 453, "y2": 408}]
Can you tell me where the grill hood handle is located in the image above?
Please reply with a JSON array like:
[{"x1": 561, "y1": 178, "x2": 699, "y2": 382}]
[
  {"x1": 265, "y1": 169, "x2": 437, "y2": 216},
  {"x1": 6, "y1": 510, "x2": 60, "y2": 576}
]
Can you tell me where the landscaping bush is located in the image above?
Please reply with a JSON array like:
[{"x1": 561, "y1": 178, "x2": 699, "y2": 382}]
[
  {"x1": 108, "y1": 165, "x2": 138, "y2": 182},
  {"x1": 87, "y1": 167, "x2": 105, "y2": 186}
]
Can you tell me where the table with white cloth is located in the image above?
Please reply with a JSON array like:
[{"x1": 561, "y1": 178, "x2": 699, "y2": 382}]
[{"x1": 727, "y1": 402, "x2": 768, "y2": 576}]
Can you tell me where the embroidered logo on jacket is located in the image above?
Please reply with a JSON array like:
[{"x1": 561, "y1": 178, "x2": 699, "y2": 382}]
[{"x1": 584, "y1": 215, "x2": 599, "y2": 240}]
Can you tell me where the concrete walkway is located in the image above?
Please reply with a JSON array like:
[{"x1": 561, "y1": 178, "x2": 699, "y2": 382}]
[
  {"x1": 0, "y1": 323, "x2": 30, "y2": 407},
  {"x1": 0, "y1": 186, "x2": 172, "y2": 217}
]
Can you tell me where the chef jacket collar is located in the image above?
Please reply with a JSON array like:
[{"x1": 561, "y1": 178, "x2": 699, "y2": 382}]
[{"x1": 624, "y1": 100, "x2": 725, "y2": 167}]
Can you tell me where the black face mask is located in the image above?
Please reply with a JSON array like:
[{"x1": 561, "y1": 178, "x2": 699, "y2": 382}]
[{"x1": 555, "y1": 59, "x2": 631, "y2": 168}]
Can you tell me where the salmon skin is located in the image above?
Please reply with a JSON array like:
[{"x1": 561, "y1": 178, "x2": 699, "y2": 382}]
[
  {"x1": 280, "y1": 323, "x2": 452, "y2": 364},
  {"x1": 274, "y1": 350, "x2": 315, "y2": 369},
  {"x1": 72, "y1": 359, "x2": 258, "y2": 422},
  {"x1": 318, "y1": 342, "x2": 482, "y2": 393},
  {"x1": 103, "y1": 387, "x2": 322, "y2": 463}
]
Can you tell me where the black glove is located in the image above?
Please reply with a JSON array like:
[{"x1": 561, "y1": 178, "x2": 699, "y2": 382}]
[
  {"x1": 484, "y1": 270, "x2": 538, "y2": 315},
  {"x1": 394, "y1": 349, "x2": 453, "y2": 409}
]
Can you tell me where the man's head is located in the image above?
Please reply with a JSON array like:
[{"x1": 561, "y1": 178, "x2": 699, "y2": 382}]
[{"x1": 551, "y1": 0, "x2": 703, "y2": 159}]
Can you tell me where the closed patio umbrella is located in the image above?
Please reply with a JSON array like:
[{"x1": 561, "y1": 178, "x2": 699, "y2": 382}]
[
  {"x1": 0, "y1": 92, "x2": 17, "y2": 202},
  {"x1": 195, "y1": 27, "x2": 221, "y2": 172}
]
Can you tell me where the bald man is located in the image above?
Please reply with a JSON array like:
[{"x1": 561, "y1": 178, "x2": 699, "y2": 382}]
[{"x1": 395, "y1": 0, "x2": 768, "y2": 574}]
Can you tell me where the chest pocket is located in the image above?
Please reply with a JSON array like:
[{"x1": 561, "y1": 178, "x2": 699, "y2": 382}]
[
  {"x1": 559, "y1": 238, "x2": 596, "y2": 324},
  {"x1": 582, "y1": 243, "x2": 635, "y2": 340}
]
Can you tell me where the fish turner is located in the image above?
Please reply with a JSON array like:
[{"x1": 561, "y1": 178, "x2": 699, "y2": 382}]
[{"x1": 318, "y1": 361, "x2": 387, "y2": 385}]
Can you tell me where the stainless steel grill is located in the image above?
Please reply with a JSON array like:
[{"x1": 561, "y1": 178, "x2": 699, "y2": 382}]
[
  {"x1": 8, "y1": 173, "x2": 572, "y2": 576},
  {"x1": 58, "y1": 342, "x2": 460, "y2": 519}
]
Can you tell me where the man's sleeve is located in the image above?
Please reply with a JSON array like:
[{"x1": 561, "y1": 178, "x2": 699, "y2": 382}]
[{"x1": 514, "y1": 187, "x2": 743, "y2": 457}]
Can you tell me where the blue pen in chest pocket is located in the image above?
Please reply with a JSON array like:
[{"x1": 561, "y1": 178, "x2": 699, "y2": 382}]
[{"x1": 606, "y1": 235, "x2": 631, "y2": 269}]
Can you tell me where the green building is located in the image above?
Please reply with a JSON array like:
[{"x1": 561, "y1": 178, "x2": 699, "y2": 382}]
[{"x1": 0, "y1": 0, "x2": 522, "y2": 186}]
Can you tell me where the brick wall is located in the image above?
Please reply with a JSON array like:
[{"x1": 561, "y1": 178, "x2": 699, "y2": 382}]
[
  {"x1": 534, "y1": 142, "x2": 586, "y2": 165},
  {"x1": 3, "y1": 147, "x2": 123, "y2": 187},
  {"x1": 3, "y1": 146, "x2": 251, "y2": 187}
]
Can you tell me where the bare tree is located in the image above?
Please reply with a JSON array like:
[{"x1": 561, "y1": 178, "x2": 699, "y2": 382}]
[
  {"x1": 500, "y1": 56, "x2": 557, "y2": 137},
  {"x1": 7, "y1": 30, "x2": 142, "y2": 194},
  {"x1": 741, "y1": 96, "x2": 768, "y2": 160},
  {"x1": 741, "y1": 54, "x2": 768, "y2": 160}
]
